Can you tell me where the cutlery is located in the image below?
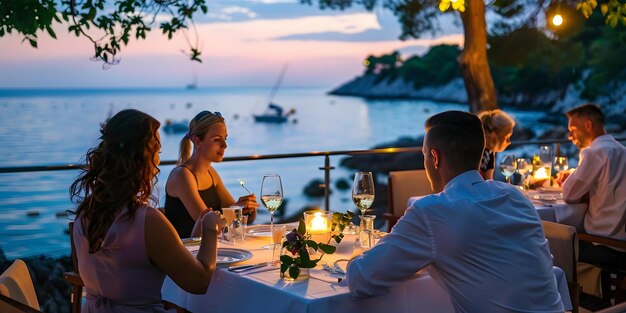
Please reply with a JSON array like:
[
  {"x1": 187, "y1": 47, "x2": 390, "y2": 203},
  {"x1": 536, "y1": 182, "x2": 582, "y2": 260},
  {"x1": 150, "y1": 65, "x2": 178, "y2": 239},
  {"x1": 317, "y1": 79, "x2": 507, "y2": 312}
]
[
  {"x1": 310, "y1": 274, "x2": 343, "y2": 284},
  {"x1": 322, "y1": 263, "x2": 346, "y2": 276},
  {"x1": 239, "y1": 179, "x2": 252, "y2": 195},
  {"x1": 229, "y1": 262, "x2": 272, "y2": 273}
]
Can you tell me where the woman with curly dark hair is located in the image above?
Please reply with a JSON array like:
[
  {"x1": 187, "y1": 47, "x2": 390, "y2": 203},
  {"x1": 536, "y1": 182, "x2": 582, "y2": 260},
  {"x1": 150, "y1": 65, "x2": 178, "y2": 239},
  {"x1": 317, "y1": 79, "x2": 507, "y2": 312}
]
[{"x1": 70, "y1": 109, "x2": 225, "y2": 313}]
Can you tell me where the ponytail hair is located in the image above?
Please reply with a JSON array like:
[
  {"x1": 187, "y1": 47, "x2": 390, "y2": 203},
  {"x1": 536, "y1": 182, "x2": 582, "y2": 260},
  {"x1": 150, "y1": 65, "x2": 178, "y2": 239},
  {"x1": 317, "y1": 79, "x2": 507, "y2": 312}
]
[
  {"x1": 177, "y1": 111, "x2": 225, "y2": 165},
  {"x1": 477, "y1": 109, "x2": 515, "y2": 137}
]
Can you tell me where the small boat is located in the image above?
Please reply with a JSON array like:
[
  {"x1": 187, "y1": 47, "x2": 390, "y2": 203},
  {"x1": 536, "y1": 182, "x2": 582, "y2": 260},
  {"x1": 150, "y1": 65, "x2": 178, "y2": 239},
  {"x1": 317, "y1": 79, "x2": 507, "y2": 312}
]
[
  {"x1": 163, "y1": 119, "x2": 189, "y2": 134},
  {"x1": 253, "y1": 103, "x2": 295, "y2": 123},
  {"x1": 186, "y1": 72, "x2": 198, "y2": 90},
  {"x1": 253, "y1": 65, "x2": 296, "y2": 124}
]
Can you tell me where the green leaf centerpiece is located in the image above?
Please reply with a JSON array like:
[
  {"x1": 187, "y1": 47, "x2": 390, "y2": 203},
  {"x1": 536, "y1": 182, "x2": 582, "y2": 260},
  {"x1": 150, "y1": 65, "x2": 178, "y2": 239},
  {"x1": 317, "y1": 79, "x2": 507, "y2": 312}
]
[{"x1": 280, "y1": 211, "x2": 353, "y2": 280}]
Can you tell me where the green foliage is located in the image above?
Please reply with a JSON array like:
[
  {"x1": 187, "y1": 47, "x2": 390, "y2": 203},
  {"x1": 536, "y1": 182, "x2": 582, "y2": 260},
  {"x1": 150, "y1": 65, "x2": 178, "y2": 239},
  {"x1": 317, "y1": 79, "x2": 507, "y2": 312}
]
[
  {"x1": 280, "y1": 211, "x2": 351, "y2": 279},
  {"x1": 364, "y1": 45, "x2": 460, "y2": 89},
  {"x1": 0, "y1": 0, "x2": 59, "y2": 47},
  {"x1": 578, "y1": 0, "x2": 626, "y2": 27},
  {"x1": 360, "y1": 15, "x2": 623, "y2": 105},
  {"x1": 488, "y1": 27, "x2": 586, "y2": 97},
  {"x1": 581, "y1": 25, "x2": 626, "y2": 99},
  {"x1": 0, "y1": 0, "x2": 208, "y2": 66}
]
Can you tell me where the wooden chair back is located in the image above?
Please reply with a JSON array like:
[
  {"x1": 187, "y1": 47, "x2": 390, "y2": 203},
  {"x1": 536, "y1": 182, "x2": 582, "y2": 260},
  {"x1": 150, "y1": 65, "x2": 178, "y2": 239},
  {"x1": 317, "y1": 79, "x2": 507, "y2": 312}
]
[
  {"x1": 577, "y1": 232, "x2": 626, "y2": 305},
  {"x1": 0, "y1": 259, "x2": 41, "y2": 313},
  {"x1": 542, "y1": 221, "x2": 580, "y2": 313},
  {"x1": 64, "y1": 221, "x2": 84, "y2": 313},
  {"x1": 384, "y1": 170, "x2": 431, "y2": 231}
]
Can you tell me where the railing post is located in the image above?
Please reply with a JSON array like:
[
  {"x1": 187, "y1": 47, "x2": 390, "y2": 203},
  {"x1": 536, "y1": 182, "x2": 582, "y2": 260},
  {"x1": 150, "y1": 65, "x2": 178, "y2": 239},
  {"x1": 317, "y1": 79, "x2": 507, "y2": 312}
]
[{"x1": 319, "y1": 154, "x2": 334, "y2": 211}]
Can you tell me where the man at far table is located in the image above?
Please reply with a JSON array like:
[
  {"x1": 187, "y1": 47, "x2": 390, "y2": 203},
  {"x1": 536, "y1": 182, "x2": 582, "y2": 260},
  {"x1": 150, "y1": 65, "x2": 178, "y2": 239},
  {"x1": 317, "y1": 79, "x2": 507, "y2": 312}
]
[
  {"x1": 556, "y1": 103, "x2": 626, "y2": 271},
  {"x1": 346, "y1": 111, "x2": 564, "y2": 312}
]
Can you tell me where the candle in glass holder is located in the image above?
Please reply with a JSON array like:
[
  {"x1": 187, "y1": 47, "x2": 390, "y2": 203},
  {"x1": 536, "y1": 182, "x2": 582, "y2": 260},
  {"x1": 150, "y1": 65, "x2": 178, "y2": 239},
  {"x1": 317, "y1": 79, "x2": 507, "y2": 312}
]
[{"x1": 304, "y1": 211, "x2": 332, "y2": 243}]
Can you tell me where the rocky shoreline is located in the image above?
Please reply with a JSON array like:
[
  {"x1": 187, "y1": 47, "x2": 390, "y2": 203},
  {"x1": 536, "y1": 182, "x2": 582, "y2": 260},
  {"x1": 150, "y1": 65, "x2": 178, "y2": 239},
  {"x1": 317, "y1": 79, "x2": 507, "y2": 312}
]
[{"x1": 330, "y1": 73, "x2": 626, "y2": 119}]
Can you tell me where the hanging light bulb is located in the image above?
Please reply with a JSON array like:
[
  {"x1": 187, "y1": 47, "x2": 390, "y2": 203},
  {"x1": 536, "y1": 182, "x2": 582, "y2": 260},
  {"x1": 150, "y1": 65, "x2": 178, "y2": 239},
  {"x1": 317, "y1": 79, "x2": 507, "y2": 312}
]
[{"x1": 552, "y1": 13, "x2": 564, "y2": 26}]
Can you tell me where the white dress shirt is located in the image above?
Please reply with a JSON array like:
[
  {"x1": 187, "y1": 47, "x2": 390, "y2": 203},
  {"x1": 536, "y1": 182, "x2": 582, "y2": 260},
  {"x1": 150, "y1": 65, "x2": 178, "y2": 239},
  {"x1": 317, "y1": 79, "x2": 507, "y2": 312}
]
[
  {"x1": 563, "y1": 134, "x2": 626, "y2": 241},
  {"x1": 347, "y1": 171, "x2": 563, "y2": 313}
]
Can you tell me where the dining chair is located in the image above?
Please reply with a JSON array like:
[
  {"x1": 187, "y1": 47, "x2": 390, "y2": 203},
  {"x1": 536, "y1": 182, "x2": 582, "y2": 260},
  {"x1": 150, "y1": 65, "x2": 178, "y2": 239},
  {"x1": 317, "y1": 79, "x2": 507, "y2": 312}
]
[
  {"x1": 542, "y1": 221, "x2": 581, "y2": 313},
  {"x1": 64, "y1": 221, "x2": 84, "y2": 313},
  {"x1": 65, "y1": 221, "x2": 189, "y2": 313},
  {"x1": 0, "y1": 259, "x2": 42, "y2": 313},
  {"x1": 384, "y1": 170, "x2": 432, "y2": 231},
  {"x1": 577, "y1": 232, "x2": 626, "y2": 307}
]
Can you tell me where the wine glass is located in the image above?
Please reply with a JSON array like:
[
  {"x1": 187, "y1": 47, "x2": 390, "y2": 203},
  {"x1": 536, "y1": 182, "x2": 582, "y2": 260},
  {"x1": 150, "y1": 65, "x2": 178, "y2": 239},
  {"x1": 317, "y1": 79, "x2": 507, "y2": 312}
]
[
  {"x1": 352, "y1": 172, "x2": 375, "y2": 216},
  {"x1": 553, "y1": 156, "x2": 569, "y2": 174},
  {"x1": 260, "y1": 174, "x2": 283, "y2": 248},
  {"x1": 516, "y1": 158, "x2": 532, "y2": 189},
  {"x1": 499, "y1": 155, "x2": 517, "y2": 183}
]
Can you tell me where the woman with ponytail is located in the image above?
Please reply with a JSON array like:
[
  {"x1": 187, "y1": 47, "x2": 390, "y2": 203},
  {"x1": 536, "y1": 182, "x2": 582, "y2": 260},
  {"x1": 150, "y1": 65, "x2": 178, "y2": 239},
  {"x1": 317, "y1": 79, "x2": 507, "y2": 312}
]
[
  {"x1": 164, "y1": 110, "x2": 258, "y2": 239},
  {"x1": 70, "y1": 109, "x2": 225, "y2": 312},
  {"x1": 477, "y1": 109, "x2": 516, "y2": 180}
]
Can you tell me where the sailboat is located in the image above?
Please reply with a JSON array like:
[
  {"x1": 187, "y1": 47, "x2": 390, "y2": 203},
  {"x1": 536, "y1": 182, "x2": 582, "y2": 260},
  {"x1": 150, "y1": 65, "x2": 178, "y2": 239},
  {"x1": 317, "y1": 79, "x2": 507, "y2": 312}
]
[
  {"x1": 253, "y1": 65, "x2": 295, "y2": 123},
  {"x1": 186, "y1": 72, "x2": 198, "y2": 90}
]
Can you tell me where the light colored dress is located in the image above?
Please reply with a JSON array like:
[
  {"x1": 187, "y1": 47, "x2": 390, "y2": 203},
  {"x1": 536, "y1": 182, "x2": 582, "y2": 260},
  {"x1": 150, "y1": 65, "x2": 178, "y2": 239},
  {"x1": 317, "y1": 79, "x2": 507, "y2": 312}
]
[{"x1": 74, "y1": 205, "x2": 172, "y2": 313}]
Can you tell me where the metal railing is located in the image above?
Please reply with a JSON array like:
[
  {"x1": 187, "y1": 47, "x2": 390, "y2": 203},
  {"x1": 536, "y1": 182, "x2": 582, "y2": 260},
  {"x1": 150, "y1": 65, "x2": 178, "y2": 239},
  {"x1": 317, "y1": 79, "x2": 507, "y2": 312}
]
[
  {"x1": 1, "y1": 137, "x2": 624, "y2": 211},
  {"x1": 0, "y1": 147, "x2": 421, "y2": 211}
]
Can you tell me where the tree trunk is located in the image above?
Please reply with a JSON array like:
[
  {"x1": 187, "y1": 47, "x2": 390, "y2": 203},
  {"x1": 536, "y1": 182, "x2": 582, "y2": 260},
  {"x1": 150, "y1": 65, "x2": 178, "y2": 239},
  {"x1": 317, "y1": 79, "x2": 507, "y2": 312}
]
[{"x1": 458, "y1": 0, "x2": 498, "y2": 113}]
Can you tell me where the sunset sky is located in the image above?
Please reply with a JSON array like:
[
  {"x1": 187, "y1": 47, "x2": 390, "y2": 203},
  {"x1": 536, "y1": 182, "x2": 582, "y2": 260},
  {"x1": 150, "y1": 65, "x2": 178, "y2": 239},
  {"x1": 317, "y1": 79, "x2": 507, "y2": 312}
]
[{"x1": 0, "y1": 0, "x2": 463, "y2": 88}]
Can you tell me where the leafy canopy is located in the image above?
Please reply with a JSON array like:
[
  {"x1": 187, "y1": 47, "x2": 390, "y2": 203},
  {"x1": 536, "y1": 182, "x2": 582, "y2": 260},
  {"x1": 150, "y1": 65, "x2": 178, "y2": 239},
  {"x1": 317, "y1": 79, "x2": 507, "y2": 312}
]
[{"x1": 0, "y1": 0, "x2": 208, "y2": 67}]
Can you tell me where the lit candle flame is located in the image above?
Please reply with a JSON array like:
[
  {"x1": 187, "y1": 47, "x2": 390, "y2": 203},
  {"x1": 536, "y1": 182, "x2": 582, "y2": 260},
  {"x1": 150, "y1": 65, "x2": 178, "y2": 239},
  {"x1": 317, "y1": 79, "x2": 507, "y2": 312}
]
[
  {"x1": 534, "y1": 167, "x2": 549, "y2": 179},
  {"x1": 311, "y1": 212, "x2": 329, "y2": 232}
]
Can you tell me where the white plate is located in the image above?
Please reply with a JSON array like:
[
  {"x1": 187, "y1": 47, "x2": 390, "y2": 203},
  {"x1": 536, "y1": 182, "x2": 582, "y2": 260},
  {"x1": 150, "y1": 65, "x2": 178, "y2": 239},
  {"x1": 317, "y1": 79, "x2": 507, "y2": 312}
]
[
  {"x1": 245, "y1": 225, "x2": 272, "y2": 237},
  {"x1": 538, "y1": 186, "x2": 563, "y2": 193},
  {"x1": 532, "y1": 193, "x2": 563, "y2": 202},
  {"x1": 245, "y1": 224, "x2": 298, "y2": 238},
  {"x1": 216, "y1": 248, "x2": 253, "y2": 267}
]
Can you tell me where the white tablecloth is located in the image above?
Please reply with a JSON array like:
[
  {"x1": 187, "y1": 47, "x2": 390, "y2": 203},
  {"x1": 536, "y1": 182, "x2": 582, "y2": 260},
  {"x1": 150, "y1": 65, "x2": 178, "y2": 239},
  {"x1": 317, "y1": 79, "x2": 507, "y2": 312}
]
[
  {"x1": 162, "y1": 228, "x2": 572, "y2": 313},
  {"x1": 409, "y1": 192, "x2": 588, "y2": 230}
]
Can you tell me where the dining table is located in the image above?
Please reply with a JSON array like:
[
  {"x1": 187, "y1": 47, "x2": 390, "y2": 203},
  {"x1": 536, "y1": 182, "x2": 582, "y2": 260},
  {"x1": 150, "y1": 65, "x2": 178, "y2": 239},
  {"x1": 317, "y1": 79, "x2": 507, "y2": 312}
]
[
  {"x1": 161, "y1": 223, "x2": 573, "y2": 313},
  {"x1": 525, "y1": 187, "x2": 588, "y2": 231}
]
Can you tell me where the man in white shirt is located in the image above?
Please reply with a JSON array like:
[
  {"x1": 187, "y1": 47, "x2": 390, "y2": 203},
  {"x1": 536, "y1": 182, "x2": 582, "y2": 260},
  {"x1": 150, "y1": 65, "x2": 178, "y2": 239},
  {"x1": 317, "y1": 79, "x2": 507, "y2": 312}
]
[
  {"x1": 346, "y1": 111, "x2": 563, "y2": 313},
  {"x1": 556, "y1": 103, "x2": 626, "y2": 271}
]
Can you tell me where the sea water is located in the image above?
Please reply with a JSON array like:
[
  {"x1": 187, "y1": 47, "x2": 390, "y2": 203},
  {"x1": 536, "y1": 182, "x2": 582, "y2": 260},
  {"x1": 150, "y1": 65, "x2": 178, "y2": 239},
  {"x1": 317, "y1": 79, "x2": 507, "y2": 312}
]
[{"x1": 0, "y1": 87, "x2": 547, "y2": 258}]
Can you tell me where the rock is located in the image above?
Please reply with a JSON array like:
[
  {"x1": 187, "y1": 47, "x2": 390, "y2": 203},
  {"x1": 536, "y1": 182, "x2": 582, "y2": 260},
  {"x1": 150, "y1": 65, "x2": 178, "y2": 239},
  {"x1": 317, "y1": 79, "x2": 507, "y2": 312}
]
[
  {"x1": 511, "y1": 124, "x2": 536, "y2": 142},
  {"x1": 340, "y1": 136, "x2": 425, "y2": 175},
  {"x1": 0, "y1": 246, "x2": 6, "y2": 264},
  {"x1": 538, "y1": 126, "x2": 568, "y2": 140},
  {"x1": 330, "y1": 74, "x2": 468, "y2": 103},
  {"x1": 303, "y1": 179, "x2": 326, "y2": 198},
  {"x1": 334, "y1": 178, "x2": 350, "y2": 191}
]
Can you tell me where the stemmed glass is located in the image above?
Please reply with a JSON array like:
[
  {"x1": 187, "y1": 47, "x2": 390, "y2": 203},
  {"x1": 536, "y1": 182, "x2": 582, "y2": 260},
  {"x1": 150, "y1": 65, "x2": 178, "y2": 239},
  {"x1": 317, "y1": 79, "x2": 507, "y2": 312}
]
[
  {"x1": 516, "y1": 158, "x2": 532, "y2": 189},
  {"x1": 553, "y1": 156, "x2": 569, "y2": 174},
  {"x1": 352, "y1": 172, "x2": 375, "y2": 216},
  {"x1": 499, "y1": 155, "x2": 517, "y2": 183},
  {"x1": 260, "y1": 174, "x2": 283, "y2": 248}
]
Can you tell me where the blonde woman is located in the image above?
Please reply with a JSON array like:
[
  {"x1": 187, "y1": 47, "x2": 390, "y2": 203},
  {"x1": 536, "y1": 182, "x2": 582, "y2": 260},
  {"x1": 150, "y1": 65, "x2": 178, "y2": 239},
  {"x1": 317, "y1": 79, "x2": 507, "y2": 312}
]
[
  {"x1": 477, "y1": 109, "x2": 516, "y2": 180},
  {"x1": 165, "y1": 111, "x2": 258, "y2": 238}
]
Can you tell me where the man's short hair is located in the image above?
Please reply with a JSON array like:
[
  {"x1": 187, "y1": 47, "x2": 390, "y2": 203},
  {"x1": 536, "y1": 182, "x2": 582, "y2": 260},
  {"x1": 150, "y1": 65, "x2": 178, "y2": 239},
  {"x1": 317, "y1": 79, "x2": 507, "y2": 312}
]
[
  {"x1": 566, "y1": 103, "x2": 604, "y2": 126},
  {"x1": 425, "y1": 111, "x2": 485, "y2": 172}
]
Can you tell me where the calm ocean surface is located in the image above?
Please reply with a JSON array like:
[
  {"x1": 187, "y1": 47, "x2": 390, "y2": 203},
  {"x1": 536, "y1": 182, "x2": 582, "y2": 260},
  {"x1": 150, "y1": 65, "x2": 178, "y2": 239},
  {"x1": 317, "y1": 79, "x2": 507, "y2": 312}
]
[{"x1": 0, "y1": 87, "x2": 545, "y2": 259}]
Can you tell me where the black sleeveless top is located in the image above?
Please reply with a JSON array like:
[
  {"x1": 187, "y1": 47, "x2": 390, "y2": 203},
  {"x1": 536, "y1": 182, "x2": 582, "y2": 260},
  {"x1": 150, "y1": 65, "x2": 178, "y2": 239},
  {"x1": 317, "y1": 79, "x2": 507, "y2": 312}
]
[{"x1": 164, "y1": 165, "x2": 222, "y2": 238}]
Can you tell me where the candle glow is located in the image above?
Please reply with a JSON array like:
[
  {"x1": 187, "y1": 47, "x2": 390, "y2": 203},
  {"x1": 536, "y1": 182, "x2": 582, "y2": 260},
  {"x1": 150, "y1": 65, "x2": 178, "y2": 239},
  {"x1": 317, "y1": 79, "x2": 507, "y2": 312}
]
[
  {"x1": 310, "y1": 212, "x2": 329, "y2": 233},
  {"x1": 304, "y1": 211, "x2": 332, "y2": 244},
  {"x1": 534, "y1": 167, "x2": 549, "y2": 179}
]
